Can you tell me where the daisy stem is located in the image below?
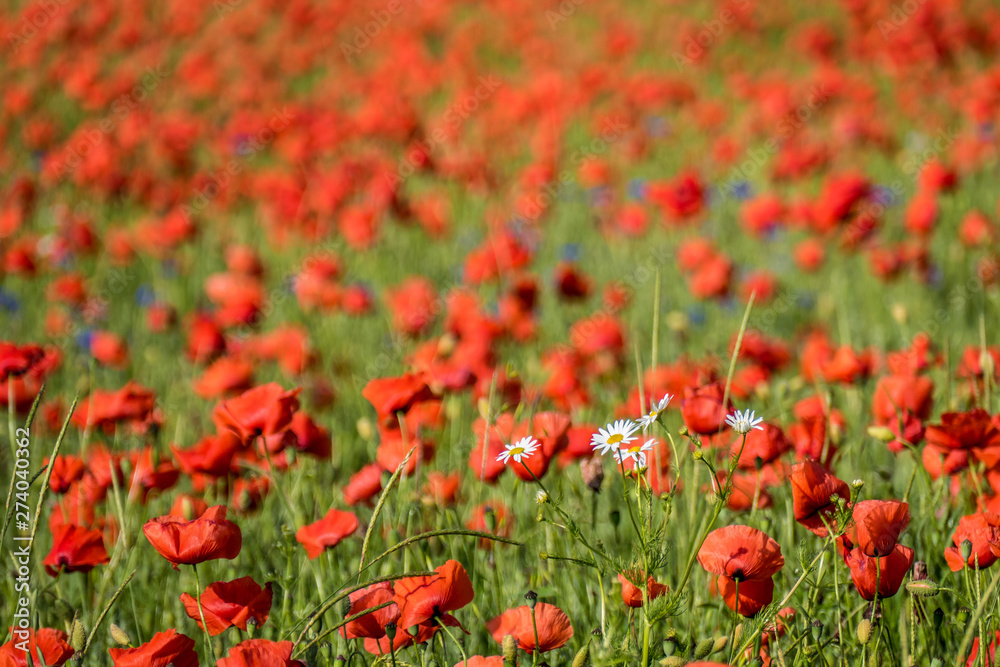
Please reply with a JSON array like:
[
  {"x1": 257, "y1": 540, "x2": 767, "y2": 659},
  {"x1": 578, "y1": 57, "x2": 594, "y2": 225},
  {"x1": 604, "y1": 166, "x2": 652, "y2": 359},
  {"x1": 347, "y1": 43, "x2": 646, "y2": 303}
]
[
  {"x1": 518, "y1": 461, "x2": 611, "y2": 567},
  {"x1": 192, "y1": 564, "x2": 217, "y2": 664},
  {"x1": 616, "y1": 455, "x2": 643, "y2": 544}
]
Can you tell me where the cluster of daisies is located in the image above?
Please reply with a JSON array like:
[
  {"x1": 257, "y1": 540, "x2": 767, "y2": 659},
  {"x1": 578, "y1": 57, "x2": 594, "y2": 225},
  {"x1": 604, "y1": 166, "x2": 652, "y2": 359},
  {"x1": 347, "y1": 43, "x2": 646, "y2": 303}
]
[{"x1": 496, "y1": 395, "x2": 766, "y2": 470}]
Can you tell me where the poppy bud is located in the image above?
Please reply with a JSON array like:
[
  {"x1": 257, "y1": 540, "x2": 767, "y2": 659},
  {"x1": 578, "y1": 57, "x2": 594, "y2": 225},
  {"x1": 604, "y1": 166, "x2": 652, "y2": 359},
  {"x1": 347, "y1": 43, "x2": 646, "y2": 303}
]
[
  {"x1": 335, "y1": 656, "x2": 346, "y2": 667},
  {"x1": 933, "y1": 608, "x2": 944, "y2": 630},
  {"x1": 110, "y1": 624, "x2": 131, "y2": 646},
  {"x1": 663, "y1": 637, "x2": 677, "y2": 656},
  {"x1": 733, "y1": 623, "x2": 743, "y2": 646},
  {"x1": 960, "y1": 539, "x2": 973, "y2": 562},
  {"x1": 811, "y1": 619, "x2": 823, "y2": 641},
  {"x1": 524, "y1": 590, "x2": 538, "y2": 609},
  {"x1": 857, "y1": 619, "x2": 872, "y2": 645},
  {"x1": 905, "y1": 580, "x2": 939, "y2": 597},
  {"x1": 356, "y1": 417, "x2": 374, "y2": 441},
  {"x1": 867, "y1": 425, "x2": 894, "y2": 442},
  {"x1": 930, "y1": 659, "x2": 942, "y2": 667},
  {"x1": 660, "y1": 658, "x2": 685, "y2": 667},
  {"x1": 580, "y1": 457, "x2": 604, "y2": 493},
  {"x1": 610, "y1": 509, "x2": 621, "y2": 527},
  {"x1": 502, "y1": 634, "x2": 517, "y2": 664},
  {"x1": 571, "y1": 641, "x2": 590, "y2": 667},
  {"x1": 693, "y1": 638, "x2": 714, "y2": 659},
  {"x1": 712, "y1": 635, "x2": 728, "y2": 653},
  {"x1": 71, "y1": 619, "x2": 86, "y2": 652}
]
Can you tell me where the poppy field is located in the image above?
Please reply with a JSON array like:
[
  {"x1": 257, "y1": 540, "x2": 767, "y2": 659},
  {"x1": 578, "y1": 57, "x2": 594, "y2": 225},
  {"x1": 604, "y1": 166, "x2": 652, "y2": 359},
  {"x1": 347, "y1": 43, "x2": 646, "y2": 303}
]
[{"x1": 5, "y1": 0, "x2": 1000, "y2": 665}]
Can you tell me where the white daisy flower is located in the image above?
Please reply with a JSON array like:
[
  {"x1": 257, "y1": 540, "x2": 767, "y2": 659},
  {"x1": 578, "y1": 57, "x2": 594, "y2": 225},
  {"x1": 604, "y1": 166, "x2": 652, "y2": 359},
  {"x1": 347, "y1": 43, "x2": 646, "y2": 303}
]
[
  {"x1": 637, "y1": 393, "x2": 673, "y2": 430},
  {"x1": 613, "y1": 438, "x2": 656, "y2": 468},
  {"x1": 497, "y1": 436, "x2": 539, "y2": 464},
  {"x1": 591, "y1": 419, "x2": 639, "y2": 455},
  {"x1": 726, "y1": 409, "x2": 765, "y2": 435}
]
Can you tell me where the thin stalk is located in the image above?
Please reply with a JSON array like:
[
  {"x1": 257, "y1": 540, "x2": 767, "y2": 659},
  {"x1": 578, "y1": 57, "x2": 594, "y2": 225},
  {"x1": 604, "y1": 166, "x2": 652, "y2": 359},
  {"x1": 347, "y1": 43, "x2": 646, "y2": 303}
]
[{"x1": 192, "y1": 564, "x2": 217, "y2": 663}]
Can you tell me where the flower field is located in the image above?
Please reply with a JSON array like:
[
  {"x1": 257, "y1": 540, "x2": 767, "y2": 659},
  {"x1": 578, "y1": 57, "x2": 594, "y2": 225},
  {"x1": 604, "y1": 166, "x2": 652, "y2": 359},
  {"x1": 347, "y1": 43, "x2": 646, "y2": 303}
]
[{"x1": 3, "y1": 0, "x2": 1000, "y2": 665}]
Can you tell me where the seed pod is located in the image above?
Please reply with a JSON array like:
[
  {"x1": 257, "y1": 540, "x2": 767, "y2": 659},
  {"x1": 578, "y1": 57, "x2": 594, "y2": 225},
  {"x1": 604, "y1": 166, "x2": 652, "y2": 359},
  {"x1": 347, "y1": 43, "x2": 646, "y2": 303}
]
[
  {"x1": 711, "y1": 635, "x2": 728, "y2": 654},
  {"x1": 110, "y1": 624, "x2": 131, "y2": 646},
  {"x1": 810, "y1": 619, "x2": 823, "y2": 642},
  {"x1": 662, "y1": 637, "x2": 676, "y2": 657},
  {"x1": 905, "y1": 579, "x2": 939, "y2": 597},
  {"x1": 693, "y1": 638, "x2": 714, "y2": 659},
  {"x1": 524, "y1": 590, "x2": 538, "y2": 609},
  {"x1": 857, "y1": 619, "x2": 872, "y2": 645}
]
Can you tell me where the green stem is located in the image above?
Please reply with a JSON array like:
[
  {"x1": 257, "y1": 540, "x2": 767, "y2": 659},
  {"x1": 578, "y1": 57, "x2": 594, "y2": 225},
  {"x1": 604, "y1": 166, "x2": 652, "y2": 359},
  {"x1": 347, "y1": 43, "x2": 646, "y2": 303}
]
[{"x1": 192, "y1": 564, "x2": 217, "y2": 663}]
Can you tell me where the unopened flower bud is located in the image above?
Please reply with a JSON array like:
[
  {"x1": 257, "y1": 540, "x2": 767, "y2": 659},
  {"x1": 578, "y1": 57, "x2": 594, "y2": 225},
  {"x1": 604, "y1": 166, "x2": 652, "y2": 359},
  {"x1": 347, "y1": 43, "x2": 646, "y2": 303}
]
[
  {"x1": 571, "y1": 641, "x2": 590, "y2": 667},
  {"x1": 502, "y1": 634, "x2": 518, "y2": 664},
  {"x1": 961, "y1": 539, "x2": 973, "y2": 562},
  {"x1": 110, "y1": 624, "x2": 131, "y2": 646},
  {"x1": 580, "y1": 457, "x2": 604, "y2": 493},
  {"x1": 693, "y1": 638, "x2": 714, "y2": 659},
  {"x1": 867, "y1": 426, "x2": 895, "y2": 442},
  {"x1": 71, "y1": 619, "x2": 86, "y2": 652},
  {"x1": 905, "y1": 580, "x2": 939, "y2": 597},
  {"x1": 856, "y1": 619, "x2": 872, "y2": 645},
  {"x1": 712, "y1": 635, "x2": 728, "y2": 653}
]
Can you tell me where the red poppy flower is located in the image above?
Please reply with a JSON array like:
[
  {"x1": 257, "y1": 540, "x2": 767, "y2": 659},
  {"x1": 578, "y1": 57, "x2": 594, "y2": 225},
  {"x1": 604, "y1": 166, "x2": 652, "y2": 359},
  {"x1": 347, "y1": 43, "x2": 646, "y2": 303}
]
[
  {"x1": 171, "y1": 432, "x2": 242, "y2": 478},
  {"x1": 967, "y1": 631, "x2": 1000, "y2": 666},
  {"x1": 925, "y1": 410, "x2": 1000, "y2": 452},
  {"x1": 0, "y1": 341, "x2": 45, "y2": 380},
  {"x1": 180, "y1": 576, "x2": 273, "y2": 635},
  {"x1": 108, "y1": 629, "x2": 198, "y2": 667},
  {"x1": 466, "y1": 502, "x2": 513, "y2": 548},
  {"x1": 43, "y1": 523, "x2": 109, "y2": 576},
  {"x1": 71, "y1": 382, "x2": 156, "y2": 433},
  {"x1": 844, "y1": 543, "x2": 914, "y2": 601},
  {"x1": 943, "y1": 512, "x2": 1000, "y2": 571},
  {"x1": 681, "y1": 382, "x2": 732, "y2": 435},
  {"x1": 698, "y1": 525, "x2": 784, "y2": 617},
  {"x1": 393, "y1": 560, "x2": 475, "y2": 630},
  {"x1": 216, "y1": 639, "x2": 305, "y2": 667},
  {"x1": 852, "y1": 500, "x2": 910, "y2": 557},
  {"x1": 212, "y1": 383, "x2": 301, "y2": 446},
  {"x1": 790, "y1": 459, "x2": 850, "y2": 536},
  {"x1": 0, "y1": 627, "x2": 74, "y2": 666},
  {"x1": 454, "y1": 658, "x2": 503, "y2": 667},
  {"x1": 486, "y1": 603, "x2": 574, "y2": 653},
  {"x1": 618, "y1": 571, "x2": 668, "y2": 607},
  {"x1": 127, "y1": 446, "x2": 181, "y2": 504},
  {"x1": 732, "y1": 423, "x2": 790, "y2": 468},
  {"x1": 295, "y1": 508, "x2": 359, "y2": 559},
  {"x1": 46, "y1": 455, "x2": 87, "y2": 494},
  {"x1": 341, "y1": 582, "x2": 400, "y2": 640},
  {"x1": 287, "y1": 411, "x2": 332, "y2": 459},
  {"x1": 143, "y1": 505, "x2": 242, "y2": 569},
  {"x1": 362, "y1": 373, "x2": 434, "y2": 420},
  {"x1": 344, "y1": 464, "x2": 384, "y2": 506},
  {"x1": 193, "y1": 357, "x2": 255, "y2": 398},
  {"x1": 872, "y1": 375, "x2": 934, "y2": 425},
  {"x1": 423, "y1": 472, "x2": 461, "y2": 505},
  {"x1": 90, "y1": 330, "x2": 129, "y2": 368}
]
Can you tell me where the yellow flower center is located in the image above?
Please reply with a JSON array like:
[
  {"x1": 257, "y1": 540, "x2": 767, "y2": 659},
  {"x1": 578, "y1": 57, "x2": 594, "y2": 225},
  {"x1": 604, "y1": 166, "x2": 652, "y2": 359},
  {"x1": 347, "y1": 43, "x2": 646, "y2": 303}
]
[
  {"x1": 607, "y1": 434, "x2": 624, "y2": 445},
  {"x1": 509, "y1": 446, "x2": 524, "y2": 456}
]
